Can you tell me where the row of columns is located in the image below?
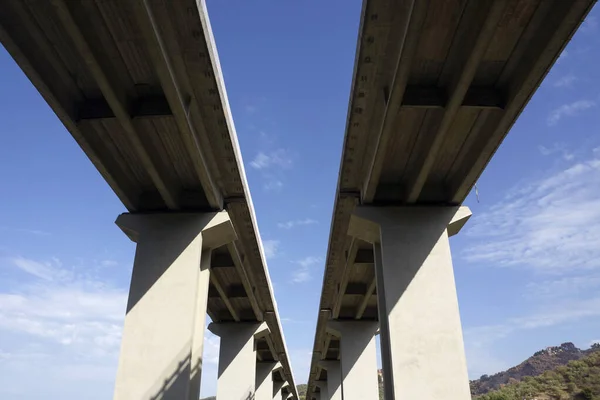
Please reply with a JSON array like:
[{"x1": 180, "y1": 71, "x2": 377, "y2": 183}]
[
  {"x1": 111, "y1": 211, "x2": 292, "y2": 400},
  {"x1": 314, "y1": 206, "x2": 472, "y2": 400}
]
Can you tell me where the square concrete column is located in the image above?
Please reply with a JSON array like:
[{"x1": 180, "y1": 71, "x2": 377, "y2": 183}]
[
  {"x1": 350, "y1": 206, "x2": 472, "y2": 400},
  {"x1": 256, "y1": 361, "x2": 282, "y2": 400},
  {"x1": 318, "y1": 360, "x2": 342, "y2": 400},
  {"x1": 327, "y1": 321, "x2": 378, "y2": 400},
  {"x1": 209, "y1": 322, "x2": 270, "y2": 400},
  {"x1": 113, "y1": 212, "x2": 236, "y2": 400},
  {"x1": 273, "y1": 379, "x2": 286, "y2": 400},
  {"x1": 314, "y1": 381, "x2": 328, "y2": 400}
]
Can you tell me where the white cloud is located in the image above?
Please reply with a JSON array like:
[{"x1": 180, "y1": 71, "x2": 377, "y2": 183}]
[
  {"x1": 262, "y1": 240, "x2": 280, "y2": 259},
  {"x1": 463, "y1": 150, "x2": 600, "y2": 273},
  {"x1": 547, "y1": 100, "x2": 595, "y2": 126},
  {"x1": 291, "y1": 256, "x2": 322, "y2": 283},
  {"x1": 0, "y1": 256, "x2": 223, "y2": 399},
  {"x1": 553, "y1": 73, "x2": 578, "y2": 88},
  {"x1": 264, "y1": 178, "x2": 284, "y2": 191},
  {"x1": 589, "y1": 339, "x2": 600, "y2": 347},
  {"x1": 250, "y1": 149, "x2": 292, "y2": 170},
  {"x1": 538, "y1": 143, "x2": 574, "y2": 160},
  {"x1": 524, "y1": 274, "x2": 600, "y2": 299},
  {"x1": 465, "y1": 296, "x2": 600, "y2": 349},
  {"x1": 17, "y1": 229, "x2": 50, "y2": 236},
  {"x1": 11, "y1": 256, "x2": 69, "y2": 281},
  {"x1": 277, "y1": 218, "x2": 318, "y2": 229}
]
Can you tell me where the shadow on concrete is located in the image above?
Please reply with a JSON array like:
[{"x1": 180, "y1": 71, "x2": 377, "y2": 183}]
[
  {"x1": 120, "y1": 213, "x2": 215, "y2": 314},
  {"x1": 369, "y1": 207, "x2": 457, "y2": 400}
]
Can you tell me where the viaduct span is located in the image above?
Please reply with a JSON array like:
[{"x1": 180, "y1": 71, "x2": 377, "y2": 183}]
[
  {"x1": 305, "y1": 1, "x2": 595, "y2": 400},
  {"x1": 0, "y1": 1, "x2": 298, "y2": 399}
]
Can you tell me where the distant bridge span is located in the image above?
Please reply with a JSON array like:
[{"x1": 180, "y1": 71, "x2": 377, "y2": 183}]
[
  {"x1": 306, "y1": 1, "x2": 595, "y2": 400},
  {"x1": 0, "y1": 1, "x2": 298, "y2": 399}
]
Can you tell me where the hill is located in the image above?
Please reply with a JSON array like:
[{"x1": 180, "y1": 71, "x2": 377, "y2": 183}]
[
  {"x1": 471, "y1": 343, "x2": 597, "y2": 396},
  {"x1": 475, "y1": 343, "x2": 600, "y2": 400}
]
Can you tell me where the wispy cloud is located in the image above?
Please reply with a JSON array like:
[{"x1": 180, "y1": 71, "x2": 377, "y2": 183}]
[
  {"x1": 291, "y1": 256, "x2": 322, "y2": 283},
  {"x1": 463, "y1": 149, "x2": 600, "y2": 274},
  {"x1": 263, "y1": 177, "x2": 284, "y2": 192},
  {"x1": 10, "y1": 257, "x2": 68, "y2": 281},
  {"x1": 250, "y1": 149, "x2": 292, "y2": 170},
  {"x1": 547, "y1": 100, "x2": 595, "y2": 126},
  {"x1": 538, "y1": 143, "x2": 574, "y2": 160},
  {"x1": 277, "y1": 218, "x2": 318, "y2": 230},
  {"x1": 17, "y1": 229, "x2": 50, "y2": 236},
  {"x1": 581, "y1": 15, "x2": 598, "y2": 33},
  {"x1": 262, "y1": 240, "x2": 280, "y2": 259},
  {"x1": 465, "y1": 296, "x2": 600, "y2": 349},
  {"x1": 553, "y1": 73, "x2": 577, "y2": 88},
  {"x1": 0, "y1": 256, "x2": 222, "y2": 398}
]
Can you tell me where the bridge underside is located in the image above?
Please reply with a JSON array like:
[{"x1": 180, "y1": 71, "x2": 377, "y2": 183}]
[
  {"x1": 0, "y1": 0, "x2": 297, "y2": 398},
  {"x1": 308, "y1": 0, "x2": 595, "y2": 399}
]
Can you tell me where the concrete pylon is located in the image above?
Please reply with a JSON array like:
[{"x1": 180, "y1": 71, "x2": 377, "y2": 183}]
[
  {"x1": 318, "y1": 360, "x2": 342, "y2": 400},
  {"x1": 349, "y1": 206, "x2": 472, "y2": 400},
  {"x1": 327, "y1": 321, "x2": 379, "y2": 400},
  {"x1": 273, "y1": 378, "x2": 286, "y2": 400},
  {"x1": 256, "y1": 361, "x2": 282, "y2": 400},
  {"x1": 113, "y1": 212, "x2": 236, "y2": 400},
  {"x1": 209, "y1": 322, "x2": 270, "y2": 400},
  {"x1": 314, "y1": 380, "x2": 328, "y2": 400}
]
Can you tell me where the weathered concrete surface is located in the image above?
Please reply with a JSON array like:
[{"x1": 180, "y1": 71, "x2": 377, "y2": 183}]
[
  {"x1": 352, "y1": 206, "x2": 471, "y2": 399},
  {"x1": 327, "y1": 321, "x2": 379, "y2": 400},
  {"x1": 113, "y1": 212, "x2": 233, "y2": 400},
  {"x1": 209, "y1": 322, "x2": 270, "y2": 400}
]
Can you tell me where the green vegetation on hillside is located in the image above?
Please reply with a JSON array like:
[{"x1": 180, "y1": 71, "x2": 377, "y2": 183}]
[{"x1": 477, "y1": 349, "x2": 600, "y2": 400}]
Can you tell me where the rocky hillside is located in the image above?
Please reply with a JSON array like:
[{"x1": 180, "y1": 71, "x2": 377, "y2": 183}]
[{"x1": 471, "y1": 342, "x2": 600, "y2": 396}]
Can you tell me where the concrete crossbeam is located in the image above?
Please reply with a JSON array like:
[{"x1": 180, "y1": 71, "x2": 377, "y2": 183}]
[{"x1": 256, "y1": 361, "x2": 283, "y2": 400}]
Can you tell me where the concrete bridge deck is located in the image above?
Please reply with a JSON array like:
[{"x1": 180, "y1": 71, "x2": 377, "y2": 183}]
[
  {"x1": 305, "y1": 1, "x2": 595, "y2": 399},
  {"x1": 0, "y1": 0, "x2": 297, "y2": 399}
]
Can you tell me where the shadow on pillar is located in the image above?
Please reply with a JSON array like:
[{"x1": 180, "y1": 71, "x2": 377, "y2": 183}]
[{"x1": 119, "y1": 213, "x2": 219, "y2": 313}]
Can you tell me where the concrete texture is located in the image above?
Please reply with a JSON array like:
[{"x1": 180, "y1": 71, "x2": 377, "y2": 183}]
[
  {"x1": 352, "y1": 206, "x2": 471, "y2": 399},
  {"x1": 327, "y1": 321, "x2": 379, "y2": 400},
  {"x1": 319, "y1": 361, "x2": 342, "y2": 400},
  {"x1": 113, "y1": 212, "x2": 234, "y2": 400},
  {"x1": 209, "y1": 322, "x2": 270, "y2": 400},
  {"x1": 256, "y1": 362, "x2": 282, "y2": 400}
]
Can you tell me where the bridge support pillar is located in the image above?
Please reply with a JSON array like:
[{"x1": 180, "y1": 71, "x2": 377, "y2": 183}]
[
  {"x1": 256, "y1": 361, "x2": 282, "y2": 400},
  {"x1": 314, "y1": 380, "x2": 328, "y2": 400},
  {"x1": 113, "y1": 211, "x2": 235, "y2": 400},
  {"x1": 273, "y1": 379, "x2": 286, "y2": 400},
  {"x1": 209, "y1": 322, "x2": 270, "y2": 400},
  {"x1": 326, "y1": 321, "x2": 379, "y2": 400},
  {"x1": 350, "y1": 206, "x2": 472, "y2": 400},
  {"x1": 318, "y1": 360, "x2": 342, "y2": 400}
]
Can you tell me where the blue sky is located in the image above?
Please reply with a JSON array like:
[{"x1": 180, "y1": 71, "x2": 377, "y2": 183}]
[{"x1": 0, "y1": 1, "x2": 599, "y2": 399}]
